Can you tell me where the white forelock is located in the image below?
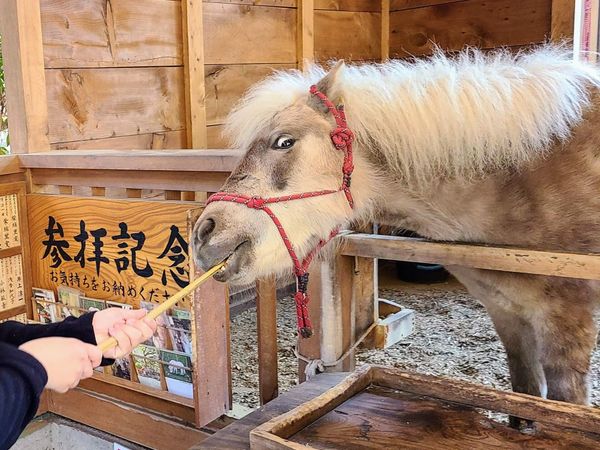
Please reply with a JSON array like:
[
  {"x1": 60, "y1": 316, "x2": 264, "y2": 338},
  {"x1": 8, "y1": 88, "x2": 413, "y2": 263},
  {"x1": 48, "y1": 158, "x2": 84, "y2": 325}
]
[{"x1": 225, "y1": 45, "x2": 600, "y2": 184}]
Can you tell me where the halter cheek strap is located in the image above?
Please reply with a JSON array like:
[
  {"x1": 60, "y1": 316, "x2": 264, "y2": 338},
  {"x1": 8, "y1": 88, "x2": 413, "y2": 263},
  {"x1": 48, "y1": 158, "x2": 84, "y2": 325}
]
[{"x1": 207, "y1": 85, "x2": 355, "y2": 338}]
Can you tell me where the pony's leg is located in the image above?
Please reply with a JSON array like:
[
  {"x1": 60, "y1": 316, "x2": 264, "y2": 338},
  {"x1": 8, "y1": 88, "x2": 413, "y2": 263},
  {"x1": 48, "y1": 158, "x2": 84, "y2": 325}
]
[
  {"x1": 533, "y1": 280, "x2": 598, "y2": 404},
  {"x1": 448, "y1": 268, "x2": 546, "y2": 395},
  {"x1": 448, "y1": 267, "x2": 546, "y2": 427}
]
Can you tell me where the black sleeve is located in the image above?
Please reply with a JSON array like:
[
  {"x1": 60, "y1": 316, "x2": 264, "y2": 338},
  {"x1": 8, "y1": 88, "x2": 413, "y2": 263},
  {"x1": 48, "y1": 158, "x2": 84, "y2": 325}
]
[
  {"x1": 0, "y1": 342, "x2": 48, "y2": 450},
  {"x1": 0, "y1": 313, "x2": 114, "y2": 367}
]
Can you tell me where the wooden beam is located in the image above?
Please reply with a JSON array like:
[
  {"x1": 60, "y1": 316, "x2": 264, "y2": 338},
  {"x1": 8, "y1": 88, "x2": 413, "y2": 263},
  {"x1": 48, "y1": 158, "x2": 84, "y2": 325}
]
[
  {"x1": 0, "y1": 156, "x2": 23, "y2": 176},
  {"x1": 0, "y1": 246, "x2": 22, "y2": 260},
  {"x1": 298, "y1": 0, "x2": 315, "y2": 68},
  {"x1": 18, "y1": 150, "x2": 242, "y2": 172},
  {"x1": 551, "y1": 0, "x2": 576, "y2": 41},
  {"x1": 47, "y1": 389, "x2": 208, "y2": 449},
  {"x1": 342, "y1": 233, "x2": 600, "y2": 281},
  {"x1": 381, "y1": 0, "x2": 390, "y2": 60},
  {"x1": 29, "y1": 169, "x2": 228, "y2": 194},
  {"x1": 257, "y1": 276, "x2": 279, "y2": 405},
  {"x1": 182, "y1": 0, "x2": 208, "y2": 148},
  {"x1": 0, "y1": 305, "x2": 26, "y2": 321},
  {"x1": 0, "y1": 0, "x2": 49, "y2": 153}
]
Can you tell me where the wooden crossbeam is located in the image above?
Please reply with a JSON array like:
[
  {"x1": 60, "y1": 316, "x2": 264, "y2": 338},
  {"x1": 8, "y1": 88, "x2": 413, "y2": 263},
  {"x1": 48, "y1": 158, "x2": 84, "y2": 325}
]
[{"x1": 342, "y1": 233, "x2": 600, "y2": 280}]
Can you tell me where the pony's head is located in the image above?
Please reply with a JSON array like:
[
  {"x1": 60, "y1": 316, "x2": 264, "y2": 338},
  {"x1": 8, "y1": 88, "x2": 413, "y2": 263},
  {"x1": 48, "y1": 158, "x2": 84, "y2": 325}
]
[{"x1": 192, "y1": 62, "x2": 377, "y2": 285}]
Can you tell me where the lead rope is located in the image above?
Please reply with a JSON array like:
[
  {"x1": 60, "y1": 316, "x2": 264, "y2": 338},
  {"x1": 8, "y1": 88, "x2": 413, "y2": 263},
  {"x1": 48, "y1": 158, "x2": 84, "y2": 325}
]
[
  {"x1": 294, "y1": 321, "x2": 378, "y2": 380},
  {"x1": 207, "y1": 84, "x2": 355, "y2": 338}
]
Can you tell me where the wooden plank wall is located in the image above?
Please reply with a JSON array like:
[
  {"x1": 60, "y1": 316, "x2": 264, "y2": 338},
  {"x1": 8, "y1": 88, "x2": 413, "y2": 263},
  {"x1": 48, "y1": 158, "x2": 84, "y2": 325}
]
[
  {"x1": 35, "y1": 0, "x2": 387, "y2": 150},
  {"x1": 389, "y1": 0, "x2": 554, "y2": 58},
  {"x1": 314, "y1": 1, "x2": 382, "y2": 62},
  {"x1": 40, "y1": 0, "x2": 186, "y2": 150}
]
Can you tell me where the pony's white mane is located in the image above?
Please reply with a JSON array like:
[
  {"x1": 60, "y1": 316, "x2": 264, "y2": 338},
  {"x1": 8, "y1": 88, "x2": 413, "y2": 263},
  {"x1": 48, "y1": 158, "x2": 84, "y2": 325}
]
[{"x1": 225, "y1": 46, "x2": 600, "y2": 183}]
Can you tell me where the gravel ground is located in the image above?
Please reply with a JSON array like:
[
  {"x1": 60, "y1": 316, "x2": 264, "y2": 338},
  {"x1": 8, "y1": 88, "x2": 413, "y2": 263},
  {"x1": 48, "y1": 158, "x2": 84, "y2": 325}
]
[{"x1": 230, "y1": 274, "x2": 600, "y2": 410}]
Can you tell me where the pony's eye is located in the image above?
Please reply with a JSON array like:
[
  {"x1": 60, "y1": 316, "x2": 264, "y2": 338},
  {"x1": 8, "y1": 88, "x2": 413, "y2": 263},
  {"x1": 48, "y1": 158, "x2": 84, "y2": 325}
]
[{"x1": 272, "y1": 135, "x2": 296, "y2": 150}]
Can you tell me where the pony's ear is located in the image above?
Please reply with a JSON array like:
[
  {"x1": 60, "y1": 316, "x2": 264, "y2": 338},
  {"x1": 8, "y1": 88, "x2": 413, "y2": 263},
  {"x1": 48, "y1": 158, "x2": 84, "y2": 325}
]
[{"x1": 309, "y1": 60, "x2": 345, "y2": 114}]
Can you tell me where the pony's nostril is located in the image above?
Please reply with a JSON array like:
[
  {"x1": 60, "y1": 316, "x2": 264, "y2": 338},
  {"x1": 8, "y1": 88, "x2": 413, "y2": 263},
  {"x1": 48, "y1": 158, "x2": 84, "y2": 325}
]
[{"x1": 196, "y1": 217, "x2": 216, "y2": 243}]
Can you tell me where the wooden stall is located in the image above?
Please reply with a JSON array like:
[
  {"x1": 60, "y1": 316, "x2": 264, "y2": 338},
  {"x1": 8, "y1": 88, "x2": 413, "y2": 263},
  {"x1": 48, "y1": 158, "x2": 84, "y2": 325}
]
[{"x1": 0, "y1": 0, "x2": 589, "y2": 448}]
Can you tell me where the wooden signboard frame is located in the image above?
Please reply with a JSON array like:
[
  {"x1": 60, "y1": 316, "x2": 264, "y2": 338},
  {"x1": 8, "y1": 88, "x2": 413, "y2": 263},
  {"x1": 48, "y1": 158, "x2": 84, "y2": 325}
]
[
  {"x1": 0, "y1": 181, "x2": 33, "y2": 321},
  {"x1": 250, "y1": 365, "x2": 600, "y2": 449}
]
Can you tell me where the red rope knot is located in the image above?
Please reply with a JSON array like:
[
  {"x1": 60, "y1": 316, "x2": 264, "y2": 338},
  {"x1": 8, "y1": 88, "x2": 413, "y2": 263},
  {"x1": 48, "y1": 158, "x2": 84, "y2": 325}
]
[
  {"x1": 330, "y1": 127, "x2": 354, "y2": 150},
  {"x1": 245, "y1": 196, "x2": 266, "y2": 209},
  {"x1": 309, "y1": 85, "x2": 319, "y2": 95}
]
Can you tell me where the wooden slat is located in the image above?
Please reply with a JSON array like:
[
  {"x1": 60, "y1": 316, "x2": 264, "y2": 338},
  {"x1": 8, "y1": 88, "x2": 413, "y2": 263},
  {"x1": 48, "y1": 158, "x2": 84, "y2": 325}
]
[
  {"x1": 0, "y1": 246, "x2": 22, "y2": 260},
  {"x1": 29, "y1": 168, "x2": 229, "y2": 194},
  {"x1": 205, "y1": 64, "x2": 295, "y2": 126},
  {"x1": 188, "y1": 211, "x2": 231, "y2": 427},
  {"x1": 19, "y1": 150, "x2": 242, "y2": 172},
  {"x1": 182, "y1": 0, "x2": 208, "y2": 148},
  {"x1": 203, "y1": 0, "x2": 297, "y2": 6},
  {"x1": 315, "y1": 11, "x2": 381, "y2": 61},
  {"x1": 342, "y1": 233, "x2": 600, "y2": 281},
  {"x1": 45, "y1": 67, "x2": 184, "y2": 143},
  {"x1": 0, "y1": 0, "x2": 50, "y2": 153},
  {"x1": 50, "y1": 131, "x2": 186, "y2": 151},
  {"x1": 389, "y1": 0, "x2": 551, "y2": 57},
  {"x1": 47, "y1": 389, "x2": 208, "y2": 449},
  {"x1": 0, "y1": 157, "x2": 23, "y2": 176},
  {"x1": 551, "y1": 0, "x2": 575, "y2": 41},
  {"x1": 314, "y1": 0, "x2": 381, "y2": 11},
  {"x1": 79, "y1": 373, "x2": 195, "y2": 425},
  {"x1": 298, "y1": 0, "x2": 315, "y2": 67},
  {"x1": 390, "y1": 0, "x2": 464, "y2": 11},
  {"x1": 41, "y1": 0, "x2": 182, "y2": 68},
  {"x1": 381, "y1": 0, "x2": 390, "y2": 60},
  {"x1": 0, "y1": 305, "x2": 27, "y2": 321},
  {"x1": 257, "y1": 276, "x2": 279, "y2": 405},
  {"x1": 204, "y1": 3, "x2": 297, "y2": 65}
]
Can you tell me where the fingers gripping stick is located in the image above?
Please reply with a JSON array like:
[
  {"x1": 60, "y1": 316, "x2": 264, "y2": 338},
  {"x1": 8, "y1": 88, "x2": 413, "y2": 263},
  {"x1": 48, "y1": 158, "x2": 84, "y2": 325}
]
[{"x1": 97, "y1": 262, "x2": 226, "y2": 353}]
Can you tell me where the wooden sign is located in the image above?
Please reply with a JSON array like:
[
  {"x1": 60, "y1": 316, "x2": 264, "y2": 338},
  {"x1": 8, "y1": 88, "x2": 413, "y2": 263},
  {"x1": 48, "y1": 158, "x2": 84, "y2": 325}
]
[{"x1": 28, "y1": 195, "x2": 201, "y2": 308}]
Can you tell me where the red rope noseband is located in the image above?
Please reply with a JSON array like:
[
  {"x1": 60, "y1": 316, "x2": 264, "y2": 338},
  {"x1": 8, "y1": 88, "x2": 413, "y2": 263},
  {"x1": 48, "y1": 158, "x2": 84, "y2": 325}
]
[{"x1": 207, "y1": 85, "x2": 355, "y2": 338}]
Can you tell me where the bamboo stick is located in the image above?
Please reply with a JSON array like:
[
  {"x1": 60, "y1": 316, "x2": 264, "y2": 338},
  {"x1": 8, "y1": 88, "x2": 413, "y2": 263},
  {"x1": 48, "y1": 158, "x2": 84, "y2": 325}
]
[{"x1": 97, "y1": 262, "x2": 225, "y2": 353}]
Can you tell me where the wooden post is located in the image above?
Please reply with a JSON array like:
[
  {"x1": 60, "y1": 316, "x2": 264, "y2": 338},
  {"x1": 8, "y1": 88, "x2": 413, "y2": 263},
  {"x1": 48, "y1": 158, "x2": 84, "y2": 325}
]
[
  {"x1": 381, "y1": 0, "x2": 390, "y2": 61},
  {"x1": 0, "y1": 0, "x2": 50, "y2": 153},
  {"x1": 551, "y1": 0, "x2": 576, "y2": 42},
  {"x1": 297, "y1": 0, "x2": 315, "y2": 69},
  {"x1": 256, "y1": 276, "x2": 279, "y2": 404},
  {"x1": 182, "y1": 0, "x2": 208, "y2": 148},
  {"x1": 188, "y1": 211, "x2": 231, "y2": 427}
]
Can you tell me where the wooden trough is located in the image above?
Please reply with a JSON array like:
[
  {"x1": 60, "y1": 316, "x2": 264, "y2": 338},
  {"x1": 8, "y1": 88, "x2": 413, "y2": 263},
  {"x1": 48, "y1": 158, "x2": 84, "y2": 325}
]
[{"x1": 250, "y1": 365, "x2": 600, "y2": 449}]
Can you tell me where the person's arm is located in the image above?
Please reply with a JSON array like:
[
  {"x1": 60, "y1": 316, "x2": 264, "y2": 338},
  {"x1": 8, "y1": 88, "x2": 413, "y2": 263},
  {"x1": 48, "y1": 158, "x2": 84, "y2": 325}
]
[
  {"x1": 0, "y1": 342, "x2": 48, "y2": 450},
  {"x1": 0, "y1": 313, "x2": 114, "y2": 366},
  {"x1": 0, "y1": 313, "x2": 97, "y2": 347}
]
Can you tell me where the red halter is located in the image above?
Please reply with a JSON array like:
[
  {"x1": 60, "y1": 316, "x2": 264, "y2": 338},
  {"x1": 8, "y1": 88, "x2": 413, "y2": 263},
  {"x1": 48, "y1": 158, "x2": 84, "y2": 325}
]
[{"x1": 207, "y1": 85, "x2": 355, "y2": 338}]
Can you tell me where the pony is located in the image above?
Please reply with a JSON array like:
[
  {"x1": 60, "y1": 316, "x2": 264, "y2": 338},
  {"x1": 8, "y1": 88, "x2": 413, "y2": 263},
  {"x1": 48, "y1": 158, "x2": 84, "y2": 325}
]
[{"x1": 193, "y1": 45, "x2": 600, "y2": 412}]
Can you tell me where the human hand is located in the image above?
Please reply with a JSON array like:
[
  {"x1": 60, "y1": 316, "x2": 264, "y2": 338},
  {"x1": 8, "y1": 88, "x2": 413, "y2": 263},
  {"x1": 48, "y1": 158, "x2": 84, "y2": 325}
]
[
  {"x1": 92, "y1": 308, "x2": 157, "y2": 359},
  {"x1": 19, "y1": 337, "x2": 102, "y2": 393}
]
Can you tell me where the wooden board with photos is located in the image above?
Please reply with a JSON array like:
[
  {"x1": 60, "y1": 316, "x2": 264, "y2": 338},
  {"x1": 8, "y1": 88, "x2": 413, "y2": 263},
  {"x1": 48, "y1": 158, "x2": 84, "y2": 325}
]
[{"x1": 32, "y1": 284, "x2": 195, "y2": 399}]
